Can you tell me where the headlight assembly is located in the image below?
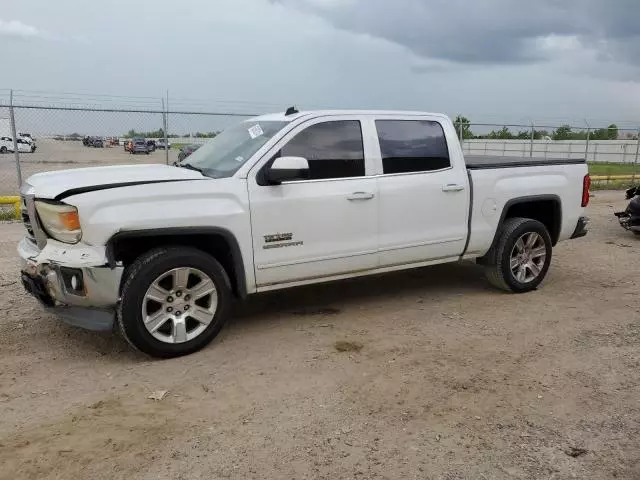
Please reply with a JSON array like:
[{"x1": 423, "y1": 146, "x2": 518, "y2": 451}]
[{"x1": 34, "y1": 201, "x2": 82, "y2": 244}]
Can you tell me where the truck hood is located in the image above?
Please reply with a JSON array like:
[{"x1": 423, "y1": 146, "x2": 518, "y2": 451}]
[{"x1": 24, "y1": 164, "x2": 206, "y2": 200}]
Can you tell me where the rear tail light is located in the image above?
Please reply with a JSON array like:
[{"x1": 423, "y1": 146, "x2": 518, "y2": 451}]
[{"x1": 581, "y1": 174, "x2": 591, "y2": 207}]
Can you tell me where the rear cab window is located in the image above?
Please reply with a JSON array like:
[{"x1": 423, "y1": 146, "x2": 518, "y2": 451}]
[{"x1": 375, "y1": 119, "x2": 450, "y2": 174}]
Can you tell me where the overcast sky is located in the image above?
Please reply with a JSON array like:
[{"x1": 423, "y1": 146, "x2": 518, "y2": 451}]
[{"x1": 1, "y1": 0, "x2": 640, "y2": 128}]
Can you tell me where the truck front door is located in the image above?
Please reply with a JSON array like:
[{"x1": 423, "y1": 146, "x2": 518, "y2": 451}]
[{"x1": 248, "y1": 117, "x2": 379, "y2": 288}]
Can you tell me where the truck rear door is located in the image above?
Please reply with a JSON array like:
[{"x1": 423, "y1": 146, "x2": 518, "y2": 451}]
[{"x1": 371, "y1": 115, "x2": 469, "y2": 267}]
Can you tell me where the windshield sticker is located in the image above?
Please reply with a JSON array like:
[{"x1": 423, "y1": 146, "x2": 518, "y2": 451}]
[{"x1": 248, "y1": 124, "x2": 264, "y2": 139}]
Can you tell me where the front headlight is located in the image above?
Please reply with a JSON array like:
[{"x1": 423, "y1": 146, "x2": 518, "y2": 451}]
[{"x1": 34, "y1": 201, "x2": 82, "y2": 244}]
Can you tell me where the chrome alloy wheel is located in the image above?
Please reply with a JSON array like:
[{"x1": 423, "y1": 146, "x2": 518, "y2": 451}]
[
  {"x1": 509, "y1": 232, "x2": 547, "y2": 283},
  {"x1": 142, "y1": 267, "x2": 218, "y2": 344}
]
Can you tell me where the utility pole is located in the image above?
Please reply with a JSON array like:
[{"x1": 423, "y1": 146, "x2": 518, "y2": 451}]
[{"x1": 9, "y1": 89, "x2": 22, "y2": 186}]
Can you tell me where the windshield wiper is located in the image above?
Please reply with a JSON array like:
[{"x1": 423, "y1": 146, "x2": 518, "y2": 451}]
[{"x1": 178, "y1": 163, "x2": 204, "y2": 174}]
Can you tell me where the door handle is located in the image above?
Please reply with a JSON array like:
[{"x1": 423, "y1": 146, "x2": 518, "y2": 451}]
[
  {"x1": 442, "y1": 184, "x2": 465, "y2": 192},
  {"x1": 347, "y1": 192, "x2": 375, "y2": 201}
]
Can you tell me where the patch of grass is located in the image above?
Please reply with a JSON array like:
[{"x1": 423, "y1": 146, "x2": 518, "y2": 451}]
[
  {"x1": 591, "y1": 180, "x2": 636, "y2": 191},
  {"x1": 589, "y1": 163, "x2": 640, "y2": 176},
  {"x1": 334, "y1": 340, "x2": 363, "y2": 353},
  {"x1": 0, "y1": 210, "x2": 18, "y2": 221}
]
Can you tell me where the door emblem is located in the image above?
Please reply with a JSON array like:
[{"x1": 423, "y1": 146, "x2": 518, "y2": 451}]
[
  {"x1": 263, "y1": 233, "x2": 303, "y2": 249},
  {"x1": 264, "y1": 233, "x2": 293, "y2": 243}
]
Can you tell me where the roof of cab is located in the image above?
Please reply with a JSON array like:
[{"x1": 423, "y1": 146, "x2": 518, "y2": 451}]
[{"x1": 249, "y1": 109, "x2": 447, "y2": 123}]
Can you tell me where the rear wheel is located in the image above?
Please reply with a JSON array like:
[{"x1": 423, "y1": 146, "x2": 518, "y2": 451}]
[
  {"x1": 118, "y1": 247, "x2": 233, "y2": 358},
  {"x1": 484, "y1": 217, "x2": 552, "y2": 293},
  {"x1": 0, "y1": 146, "x2": 6, "y2": 154}
]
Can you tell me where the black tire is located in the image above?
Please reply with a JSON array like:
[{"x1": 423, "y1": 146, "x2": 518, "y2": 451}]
[
  {"x1": 484, "y1": 217, "x2": 552, "y2": 293},
  {"x1": 0, "y1": 146, "x2": 6, "y2": 154},
  {"x1": 117, "y1": 247, "x2": 233, "y2": 358}
]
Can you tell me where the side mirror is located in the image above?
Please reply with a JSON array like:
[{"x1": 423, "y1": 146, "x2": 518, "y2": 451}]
[{"x1": 266, "y1": 156, "x2": 309, "y2": 184}]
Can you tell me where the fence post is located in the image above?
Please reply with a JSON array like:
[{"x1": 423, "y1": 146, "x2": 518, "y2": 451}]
[
  {"x1": 584, "y1": 127, "x2": 590, "y2": 162},
  {"x1": 161, "y1": 98, "x2": 169, "y2": 165},
  {"x1": 9, "y1": 90, "x2": 22, "y2": 187},
  {"x1": 635, "y1": 128, "x2": 640, "y2": 165},
  {"x1": 458, "y1": 117, "x2": 463, "y2": 144},
  {"x1": 164, "y1": 91, "x2": 169, "y2": 166},
  {"x1": 529, "y1": 121, "x2": 534, "y2": 157}
]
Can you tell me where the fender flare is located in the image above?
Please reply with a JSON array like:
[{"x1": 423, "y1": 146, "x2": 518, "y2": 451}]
[
  {"x1": 106, "y1": 226, "x2": 247, "y2": 298},
  {"x1": 486, "y1": 194, "x2": 562, "y2": 254}
]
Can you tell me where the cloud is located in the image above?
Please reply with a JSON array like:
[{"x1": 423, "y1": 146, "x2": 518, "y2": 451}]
[
  {"x1": 275, "y1": 0, "x2": 640, "y2": 68},
  {"x1": 0, "y1": 19, "x2": 44, "y2": 38}
]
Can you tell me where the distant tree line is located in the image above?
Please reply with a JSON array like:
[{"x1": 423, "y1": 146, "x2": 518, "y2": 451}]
[
  {"x1": 453, "y1": 116, "x2": 634, "y2": 141},
  {"x1": 123, "y1": 128, "x2": 218, "y2": 139}
]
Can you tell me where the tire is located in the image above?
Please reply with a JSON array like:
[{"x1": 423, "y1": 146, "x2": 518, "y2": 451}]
[
  {"x1": 117, "y1": 247, "x2": 233, "y2": 358},
  {"x1": 0, "y1": 146, "x2": 6, "y2": 154},
  {"x1": 484, "y1": 217, "x2": 552, "y2": 293}
]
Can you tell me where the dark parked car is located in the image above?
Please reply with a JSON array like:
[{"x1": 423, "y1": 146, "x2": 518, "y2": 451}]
[
  {"x1": 146, "y1": 140, "x2": 157, "y2": 152},
  {"x1": 92, "y1": 138, "x2": 104, "y2": 148},
  {"x1": 177, "y1": 144, "x2": 201, "y2": 163},
  {"x1": 130, "y1": 138, "x2": 150, "y2": 154},
  {"x1": 83, "y1": 136, "x2": 93, "y2": 146}
]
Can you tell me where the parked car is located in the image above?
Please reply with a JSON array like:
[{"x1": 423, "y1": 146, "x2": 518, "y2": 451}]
[
  {"x1": 19, "y1": 133, "x2": 35, "y2": 143},
  {"x1": 156, "y1": 139, "x2": 171, "y2": 150},
  {"x1": 130, "y1": 138, "x2": 150, "y2": 154},
  {"x1": 176, "y1": 144, "x2": 201, "y2": 163},
  {"x1": 92, "y1": 138, "x2": 104, "y2": 148},
  {"x1": 17, "y1": 109, "x2": 590, "y2": 358},
  {"x1": 1, "y1": 136, "x2": 35, "y2": 153},
  {"x1": 83, "y1": 136, "x2": 93, "y2": 146},
  {"x1": 0, "y1": 136, "x2": 12, "y2": 153},
  {"x1": 146, "y1": 140, "x2": 157, "y2": 152}
]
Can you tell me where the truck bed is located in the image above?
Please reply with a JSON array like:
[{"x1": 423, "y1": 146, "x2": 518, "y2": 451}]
[{"x1": 465, "y1": 155, "x2": 586, "y2": 170}]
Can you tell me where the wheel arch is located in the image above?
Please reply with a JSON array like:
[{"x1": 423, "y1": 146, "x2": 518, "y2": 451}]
[
  {"x1": 106, "y1": 227, "x2": 247, "y2": 298},
  {"x1": 488, "y1": 195, "x2": 562, "y2": 253}
]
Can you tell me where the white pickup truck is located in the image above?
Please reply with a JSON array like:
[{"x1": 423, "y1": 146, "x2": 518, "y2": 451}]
[{"x1": 18, "y1": 109, "x2": 590, "y2": 358}]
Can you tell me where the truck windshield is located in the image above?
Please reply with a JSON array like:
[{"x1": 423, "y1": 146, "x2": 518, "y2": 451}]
[{"x1": 181, "y1": 120, "x2": 287, "y2": 178}]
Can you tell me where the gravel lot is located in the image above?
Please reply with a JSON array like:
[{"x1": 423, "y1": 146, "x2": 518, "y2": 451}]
[
  {"x1": 0, "y1": 139, "x2": 174, "y2": 195},
  {"x1": 0, "y1": 191, "x2": 639, "y2": 480}
]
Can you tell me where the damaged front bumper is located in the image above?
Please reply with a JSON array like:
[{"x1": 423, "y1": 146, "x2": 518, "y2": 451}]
[{"x1": 18, "y1": 237, "x2": 124, "y2": 331}]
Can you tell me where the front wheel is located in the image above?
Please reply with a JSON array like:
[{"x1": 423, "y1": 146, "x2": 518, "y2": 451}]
[
  {"x1": 0, "y1": 146, "x2": 6, "y2": 154},
  {"x1": 484, "y1": 217, "x2": 552, "y2": 293},
  {"x1": 117, "y1": 247, "x2": 233, "y2": 358}
]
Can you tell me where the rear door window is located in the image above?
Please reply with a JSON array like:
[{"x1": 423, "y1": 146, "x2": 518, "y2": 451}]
[{"x1": 375, "y1": 120, "x2": 450, "y2": 174}]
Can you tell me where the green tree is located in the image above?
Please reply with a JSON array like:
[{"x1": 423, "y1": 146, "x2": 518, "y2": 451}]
[
  {"x1": 487, "y1": 126, "x2": 513, "y2": 139},
  {"x1": 453, "y1": 115, "x2": 474, "y2": 139},
  {"x1": 553, "y1": 125, "x2": 573, "y2": 140},
  {"x1": 606, "y1": 124, "x2": 618, "y2": 140}
]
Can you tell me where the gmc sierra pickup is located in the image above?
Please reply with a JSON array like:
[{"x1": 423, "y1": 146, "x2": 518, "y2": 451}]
[{"x1": 18, "y1": 109, "x2": 590, "y2": 358}]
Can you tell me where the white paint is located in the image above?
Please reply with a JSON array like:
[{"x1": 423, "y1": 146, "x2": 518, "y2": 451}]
[{"x1": 19, "y1": 110, "x2": 588, "y2": 300}]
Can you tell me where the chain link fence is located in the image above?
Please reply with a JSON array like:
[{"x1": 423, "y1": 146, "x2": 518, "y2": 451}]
[
  {"x1": 0, "y1": 103, "x2": 255, "y2": 197},
  {"x1": 2, "y1": 102, "x2": 640, "y2": 200}
]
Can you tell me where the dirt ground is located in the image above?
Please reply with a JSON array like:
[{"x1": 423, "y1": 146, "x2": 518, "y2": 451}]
[{"x1": 0, "y1": 190, "x2": 639, "y2": 480}]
